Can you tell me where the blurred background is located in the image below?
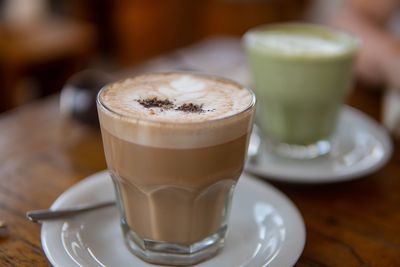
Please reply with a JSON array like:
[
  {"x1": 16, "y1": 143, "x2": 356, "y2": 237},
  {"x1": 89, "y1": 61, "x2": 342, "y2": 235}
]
[{"x1": 0, "y1": 0, "x2": 313, "y2": 113}]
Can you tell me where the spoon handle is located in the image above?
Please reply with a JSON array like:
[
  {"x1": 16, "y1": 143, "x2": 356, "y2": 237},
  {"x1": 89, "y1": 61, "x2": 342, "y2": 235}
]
[{"x1": 26, "y1": 201, "x2": 115, "y2": 223}]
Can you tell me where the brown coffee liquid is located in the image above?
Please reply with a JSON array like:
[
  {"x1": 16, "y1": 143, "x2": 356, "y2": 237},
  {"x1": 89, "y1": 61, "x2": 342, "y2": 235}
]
[{"x1": 101, "y1": 128, "x2": 248, "y2": 245}]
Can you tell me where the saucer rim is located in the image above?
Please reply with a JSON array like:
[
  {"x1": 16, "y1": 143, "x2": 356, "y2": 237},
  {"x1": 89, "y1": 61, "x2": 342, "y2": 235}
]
[
  {"x1": 245, "y1": 105, "x2": 393, "y2": 184},
  {"x1": 40, "y1": 170, "x2": 306, "y2": 267}
]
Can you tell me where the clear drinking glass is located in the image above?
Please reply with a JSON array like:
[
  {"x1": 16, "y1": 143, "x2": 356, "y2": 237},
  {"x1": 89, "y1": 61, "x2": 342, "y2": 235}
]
[{"x1": 97, "y1": 73, "x2": 255, "y2": 265}]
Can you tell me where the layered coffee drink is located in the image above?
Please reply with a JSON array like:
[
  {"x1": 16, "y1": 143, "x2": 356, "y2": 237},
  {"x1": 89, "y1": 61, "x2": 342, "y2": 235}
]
[{"x1": 97, "y1": 72, "x2": 255, "y2": 265}]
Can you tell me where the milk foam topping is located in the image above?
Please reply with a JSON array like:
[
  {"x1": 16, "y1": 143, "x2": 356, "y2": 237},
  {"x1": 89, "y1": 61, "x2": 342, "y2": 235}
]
[
  {"x1": 100, "y1": 73, "x2": 252, "y2": 123},
  {"x1": 98, "y1": 73, "x2": 255, "y2": 148}
]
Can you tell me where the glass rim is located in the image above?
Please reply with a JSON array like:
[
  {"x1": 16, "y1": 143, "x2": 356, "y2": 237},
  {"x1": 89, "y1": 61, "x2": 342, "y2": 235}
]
[{"x1": 97, "y1": 71, "x2": 256, "y2": 126}]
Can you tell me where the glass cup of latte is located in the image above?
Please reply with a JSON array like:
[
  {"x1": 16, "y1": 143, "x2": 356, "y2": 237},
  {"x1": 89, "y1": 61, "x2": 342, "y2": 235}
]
[
  {"x1": 97, "y1": 72, "x2": 255, "y2": 265},
  {"x1": 244, "y1": 23, "x2": 359, "y2": 159}
]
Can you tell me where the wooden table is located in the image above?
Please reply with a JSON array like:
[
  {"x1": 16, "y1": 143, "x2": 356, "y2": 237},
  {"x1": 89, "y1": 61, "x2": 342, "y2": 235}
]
[{"x1": 0, "y1": 41, "x2": 399, "y2": 267}]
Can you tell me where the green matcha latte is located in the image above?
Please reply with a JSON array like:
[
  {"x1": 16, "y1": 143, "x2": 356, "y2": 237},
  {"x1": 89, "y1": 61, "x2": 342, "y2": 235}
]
[{"x1": 244, "y1": 23, "x2": 359, "y2": 158}]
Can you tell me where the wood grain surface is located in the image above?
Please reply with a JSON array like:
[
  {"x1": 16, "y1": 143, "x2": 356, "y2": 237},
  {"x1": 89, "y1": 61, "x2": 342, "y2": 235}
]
[{"x1": 0, "y1": 48, "x2": 399, "y2": 267}]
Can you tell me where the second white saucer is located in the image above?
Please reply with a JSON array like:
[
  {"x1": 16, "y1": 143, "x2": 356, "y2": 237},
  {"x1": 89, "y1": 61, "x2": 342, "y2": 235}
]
[{"x1": 245, "y1": 106, "x2": 393, "y2": 184}]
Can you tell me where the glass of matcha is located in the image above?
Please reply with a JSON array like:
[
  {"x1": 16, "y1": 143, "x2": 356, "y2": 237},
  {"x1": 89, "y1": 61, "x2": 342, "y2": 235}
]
[{"x1": 243, "y1": 23, "x2": 359, "y2": 159}]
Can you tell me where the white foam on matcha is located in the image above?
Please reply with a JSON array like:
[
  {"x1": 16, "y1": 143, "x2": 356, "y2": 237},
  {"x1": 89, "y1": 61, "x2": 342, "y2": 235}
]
[{"x1": 245, "y1": 31, "x2": 349, "y2": 56}]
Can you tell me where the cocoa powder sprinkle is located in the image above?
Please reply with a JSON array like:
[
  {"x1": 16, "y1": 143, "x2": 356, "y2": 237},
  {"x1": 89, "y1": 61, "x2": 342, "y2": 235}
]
[
  {"x1": 136, "y1": 97, "x2": 210, "y2": 113},
  {"x1": 136, "y1": 97, "x2": 174, "y2": 109},
  {"x1": 176, "y1": 103, "x2": 205, "y2": 113}
]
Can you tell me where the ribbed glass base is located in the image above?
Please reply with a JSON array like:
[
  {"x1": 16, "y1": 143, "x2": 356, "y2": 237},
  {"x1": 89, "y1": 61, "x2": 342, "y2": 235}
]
[{"x1": 122, "y1": 222, "x2": 227, "y2": 266}]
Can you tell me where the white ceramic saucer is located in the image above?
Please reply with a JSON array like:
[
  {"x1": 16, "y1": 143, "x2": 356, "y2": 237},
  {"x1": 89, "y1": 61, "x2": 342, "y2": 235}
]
[
  {"x1": 41, "y1": 171, "x2": 305, "y2": 267},
  {"x1": 245, "y1": 106, "x2": 393, "y2": 184}
]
